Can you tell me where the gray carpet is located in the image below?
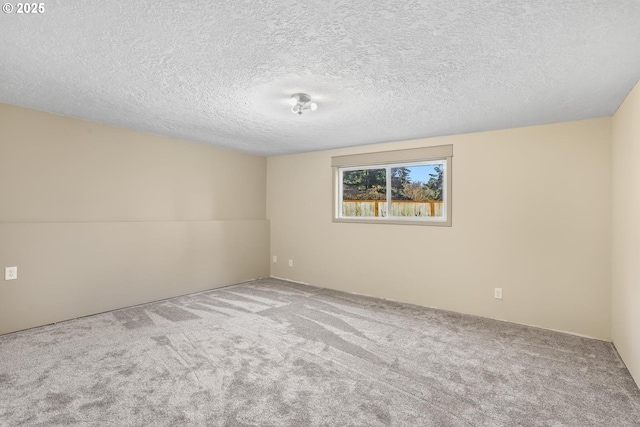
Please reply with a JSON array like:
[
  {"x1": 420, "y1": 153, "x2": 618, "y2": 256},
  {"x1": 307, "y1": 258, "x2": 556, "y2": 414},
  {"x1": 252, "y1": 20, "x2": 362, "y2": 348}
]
[{"x1": 1, "y1": 278, "x2": 639, "y2": 427}]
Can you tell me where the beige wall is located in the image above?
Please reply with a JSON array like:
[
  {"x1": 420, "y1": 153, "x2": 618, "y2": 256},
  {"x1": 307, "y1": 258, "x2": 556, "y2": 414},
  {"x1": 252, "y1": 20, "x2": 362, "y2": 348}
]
[
  {"x1": 267, "y1": 118, "x2": 612, "y2": 340},
  {"x1": 612, "y1": 81, "x2": 640, "y2": 386},
  {"x1": 0, "y1": 104, "x2": 269, "y2": 334}
]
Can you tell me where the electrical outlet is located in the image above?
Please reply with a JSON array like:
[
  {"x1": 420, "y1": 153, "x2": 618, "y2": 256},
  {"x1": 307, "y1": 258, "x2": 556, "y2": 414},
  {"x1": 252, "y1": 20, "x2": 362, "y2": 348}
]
[
  {"x1": 272, "y1": 255, "x2": 277, "y2": 263},
  {"x1": 494, "y1": 288, "x2": 503, "y2": 300},
  {"x1": 5, "y1": 266, "x2": 17, "y2": 281},
  {"x1": 288, "y1": 259, "x2": 293, "y2": 267}
]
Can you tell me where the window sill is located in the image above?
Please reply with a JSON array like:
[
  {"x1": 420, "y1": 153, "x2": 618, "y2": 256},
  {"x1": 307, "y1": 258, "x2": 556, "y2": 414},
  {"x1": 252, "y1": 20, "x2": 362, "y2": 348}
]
[{"x1": 332, "y1": 217, "x2": 451, "y2": 227}]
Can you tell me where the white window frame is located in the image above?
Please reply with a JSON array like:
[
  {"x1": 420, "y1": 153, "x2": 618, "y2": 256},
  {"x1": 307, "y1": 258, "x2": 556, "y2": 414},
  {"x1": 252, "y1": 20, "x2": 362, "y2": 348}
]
[{"x1": 332, "y1": 145, "x2": 452, "y2": 226}]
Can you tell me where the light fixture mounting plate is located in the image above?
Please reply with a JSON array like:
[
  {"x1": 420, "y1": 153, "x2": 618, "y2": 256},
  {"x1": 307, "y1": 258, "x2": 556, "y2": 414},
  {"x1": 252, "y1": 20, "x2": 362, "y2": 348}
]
[{"x1": 290, "y1": 93, "x2": 317, "y2": 115}]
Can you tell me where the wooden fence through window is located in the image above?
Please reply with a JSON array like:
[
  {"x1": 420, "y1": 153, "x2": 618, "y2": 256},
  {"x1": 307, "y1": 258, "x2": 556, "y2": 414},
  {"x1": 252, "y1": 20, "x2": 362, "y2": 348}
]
[{"x1": 342, "y1": 200, "x2": 443, "y2": 218}]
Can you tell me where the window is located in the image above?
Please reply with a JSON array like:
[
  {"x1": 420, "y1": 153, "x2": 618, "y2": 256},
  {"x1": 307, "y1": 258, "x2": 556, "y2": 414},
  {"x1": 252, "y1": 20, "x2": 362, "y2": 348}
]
[{"x1": 332, "y1": 145, "x2": 452, "y2": 226}]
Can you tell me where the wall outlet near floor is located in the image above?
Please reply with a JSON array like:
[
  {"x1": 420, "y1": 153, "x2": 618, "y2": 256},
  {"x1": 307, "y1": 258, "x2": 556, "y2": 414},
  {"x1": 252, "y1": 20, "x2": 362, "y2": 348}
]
[
  {"x1": 288, "y1": 259, "x2": 293, "y2": 267},
  {"x1": 494, "y1": 287, "x2": 503, "y2": 300},
  {"x1": 272, "y1": 255, "x2": 277, "y2": 263},
  {"x1": 5, "y1": 266, "x2": 17, "y2": 281}
]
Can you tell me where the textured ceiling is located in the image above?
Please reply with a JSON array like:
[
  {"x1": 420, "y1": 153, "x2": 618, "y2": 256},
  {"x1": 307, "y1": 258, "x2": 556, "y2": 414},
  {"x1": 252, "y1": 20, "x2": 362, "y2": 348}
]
[{"x1": 1, "y1": 1, "x2": 639, "y2": 156}]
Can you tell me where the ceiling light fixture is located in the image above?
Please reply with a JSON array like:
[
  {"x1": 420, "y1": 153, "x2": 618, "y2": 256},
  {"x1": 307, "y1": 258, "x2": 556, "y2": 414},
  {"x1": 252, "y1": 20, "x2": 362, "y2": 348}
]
[{"x1": 290, "y1": 93, "x2": 317, "y2": 115}]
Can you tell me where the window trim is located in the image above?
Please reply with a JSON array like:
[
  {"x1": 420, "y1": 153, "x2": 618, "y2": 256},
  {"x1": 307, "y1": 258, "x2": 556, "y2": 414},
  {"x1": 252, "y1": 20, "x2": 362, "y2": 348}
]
[{"x1": 332, "y1": 145, "x2": 452, "y2": 226}]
